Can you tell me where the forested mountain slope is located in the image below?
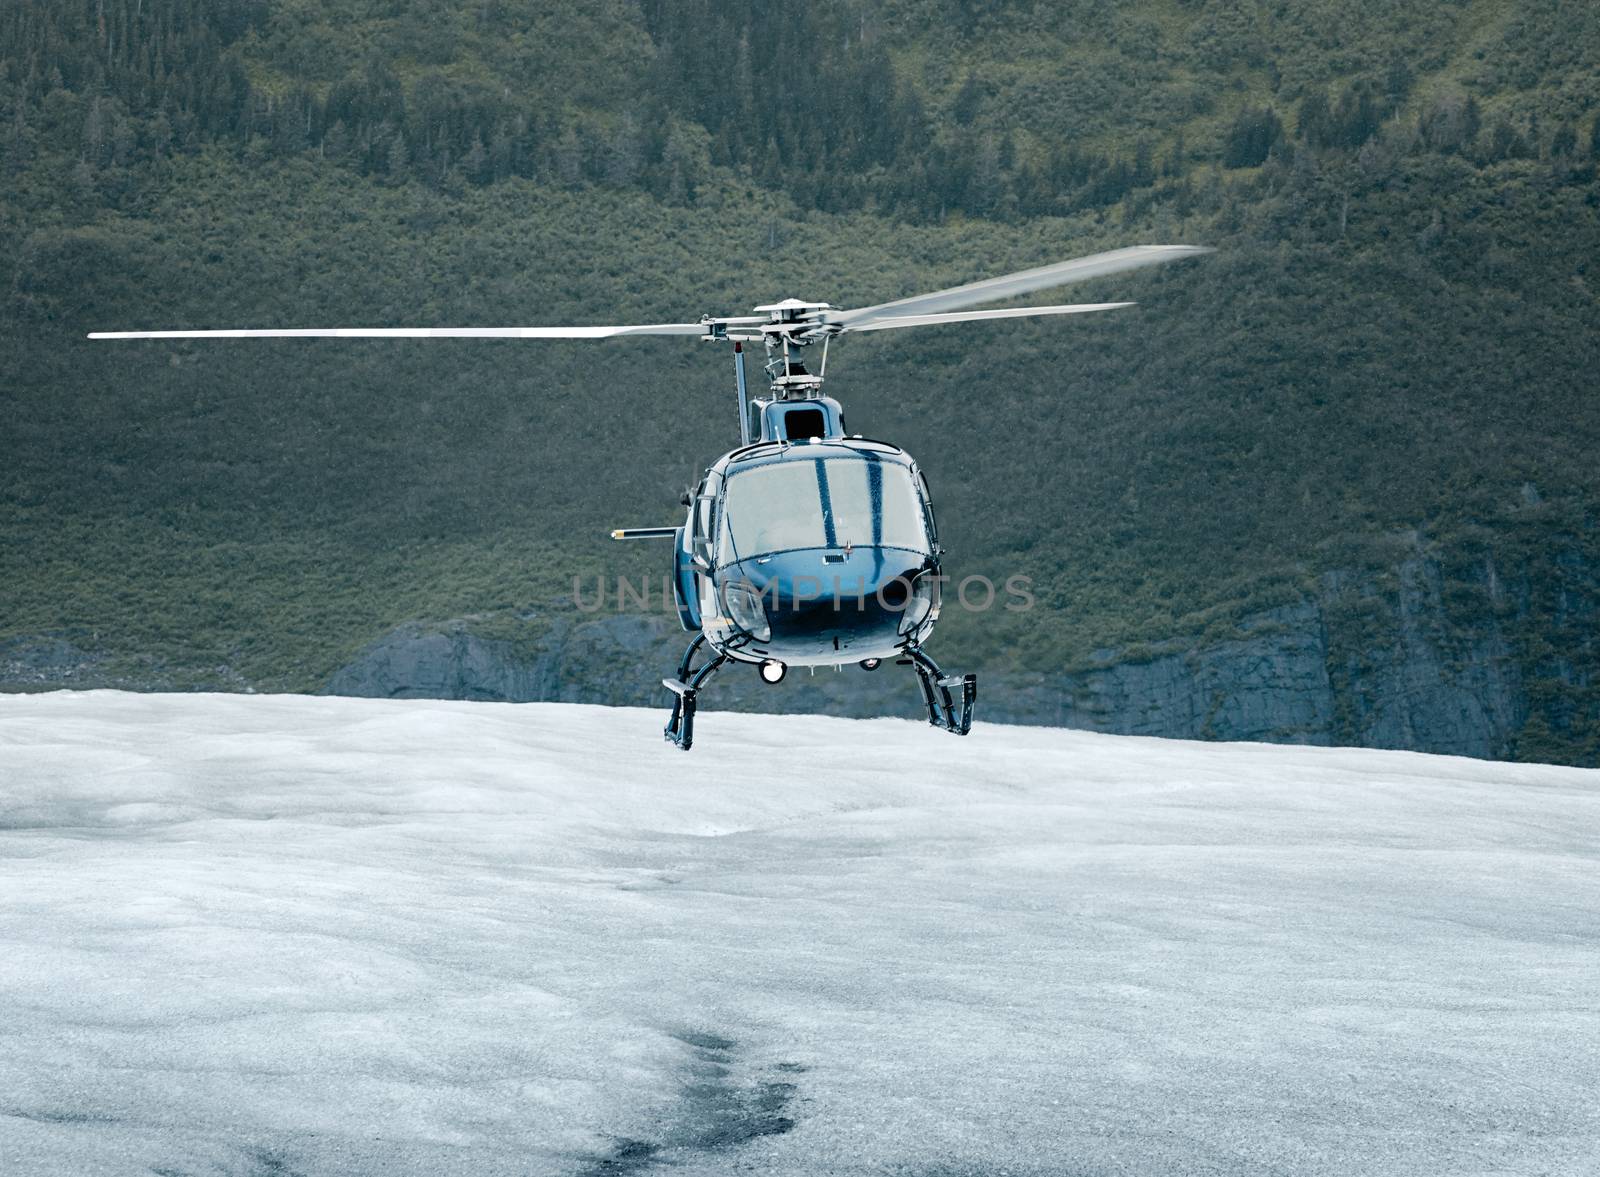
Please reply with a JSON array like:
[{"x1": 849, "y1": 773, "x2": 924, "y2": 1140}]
[{"x1": 2, "y1": 1, "x2": 1598, "y2": 761}]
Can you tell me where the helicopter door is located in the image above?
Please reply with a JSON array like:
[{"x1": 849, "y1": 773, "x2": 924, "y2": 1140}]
[
  {"x1": 681, "y1": 476, "x2": 721, "y2": 632},
  {"x1": 671, "y1": 526, "x2": 700, "y2": 631},
  {"x1": 915, "y1": 468, "x2": 940, "y2": 551},
  {"x1": 691, "y1": 480, "x2": 718, "y2": 568}
]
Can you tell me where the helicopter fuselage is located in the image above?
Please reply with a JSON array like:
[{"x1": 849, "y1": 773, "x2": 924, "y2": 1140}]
[{"x1": 671, "y1": 431, "x2": 942, "y2": 673}]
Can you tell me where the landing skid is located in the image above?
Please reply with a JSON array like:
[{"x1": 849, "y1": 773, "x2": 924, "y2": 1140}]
[
  {"x1": 661, "y1": 637, "x2": 974, "y2": 750},
  {"x1": 662, "y1": 634, "x2": 727, "y2": 751},
  {"x1": 901, "y1": 646, "x2": 977, "y2": 736}
]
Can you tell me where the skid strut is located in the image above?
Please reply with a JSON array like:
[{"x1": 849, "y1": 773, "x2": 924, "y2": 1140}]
[
  {"x1": 901, "y1": 647, "x2": 977, "y2": 735},
  {"x1": 663, "y1": 634, "x2": 727, "y2": 751}
]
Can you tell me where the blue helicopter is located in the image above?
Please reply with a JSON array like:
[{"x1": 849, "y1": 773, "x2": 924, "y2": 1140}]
[{"x1": 92, "y1": 245, "x2": 1210, "y2": 749}]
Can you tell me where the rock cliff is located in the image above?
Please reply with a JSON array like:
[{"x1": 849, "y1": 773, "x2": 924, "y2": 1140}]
[
  {"x1": 317, "y1": 550, "x2": 1598, "y2": 764},
  {"x1": 8, "y1": 551, "x2": 1592, "y2": 765}
]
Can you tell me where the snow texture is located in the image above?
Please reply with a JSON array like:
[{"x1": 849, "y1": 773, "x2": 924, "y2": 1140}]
[{"x1": 1, "y1": 690, "x2": 1597, "y2": 1176}]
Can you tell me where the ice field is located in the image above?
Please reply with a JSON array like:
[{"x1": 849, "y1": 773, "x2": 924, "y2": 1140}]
[{"x1": 2, "y1": 691, "x2": 1598, "y2": 1175}]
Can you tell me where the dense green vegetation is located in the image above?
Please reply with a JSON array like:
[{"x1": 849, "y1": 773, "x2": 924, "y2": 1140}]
[{"x1": 3, "y1": 1, "x2": 1598, "y2": 759}]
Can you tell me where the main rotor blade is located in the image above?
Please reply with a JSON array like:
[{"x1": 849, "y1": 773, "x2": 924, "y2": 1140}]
[
  {"x1": 829, "y1": 245, "x2": 1211, "y2": 330},
  {"x1": 87, "y1": 323, "x2": 709, "y2": 340},
  {"x1": 845, "y1": 301, "x2": 1136, "y2": 333}
]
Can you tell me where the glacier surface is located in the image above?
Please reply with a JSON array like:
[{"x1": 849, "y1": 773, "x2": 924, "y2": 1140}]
[{"x1": 1, "y1": 691, "x2": 1597, "y2": 1175}]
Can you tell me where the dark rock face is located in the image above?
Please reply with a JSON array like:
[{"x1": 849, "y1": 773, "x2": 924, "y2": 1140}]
[
  {"x1": 1001, "y1": 603, "x2": 1339, "y2": 744},
  {"x1": 0, "y1": 636, "x2": 106, "y2": 689},
  {"x1": 0, "y1": 636, "x2": 250, "y2": 695},
  {"x1": 1006, "y1": 560, "x2": 1529, "y2": 759},
  {"x1": 1321, "y1": 559, "x2": 1524, "y2": 760},
  {"x1": 317, "y1": 551, "x2": 1565, "y2": 761},
  {"x1": 321, "y1": 614, "x2": 927, "y2": 717},
  {"x1": 323, "y1": 624, "x2": 548, "y2": 703},
  {"x1": 9, "y1": 551, "x2": 1592, "y2": 764}
]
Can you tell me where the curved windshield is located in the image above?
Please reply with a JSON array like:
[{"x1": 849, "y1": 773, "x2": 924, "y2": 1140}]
[{"x1": 719, "y1": 453, "x2": 928, "y2": 560}]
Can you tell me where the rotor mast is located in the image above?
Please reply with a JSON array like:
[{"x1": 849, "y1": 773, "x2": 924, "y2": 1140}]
[{"x1": 700, "y1": 298, "x2": 834, "y2": 402}]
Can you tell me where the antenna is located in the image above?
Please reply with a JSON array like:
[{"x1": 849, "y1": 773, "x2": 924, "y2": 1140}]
[{"x1": 733, "y1": 342, "x2": 751, "y2": 446}]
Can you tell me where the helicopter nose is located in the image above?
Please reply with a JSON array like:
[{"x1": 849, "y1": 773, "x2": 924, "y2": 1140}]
[{"x1": 724, "y1": 551, "x2": 930, "y2": 661}]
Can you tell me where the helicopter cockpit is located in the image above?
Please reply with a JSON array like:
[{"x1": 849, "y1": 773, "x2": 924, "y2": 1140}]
[
  {"x1": 716, "y1": 442, "x2": 932, "y2": 565},
  {"x1": 677, "y1": 439, "x2": 941, "y2": 669}
]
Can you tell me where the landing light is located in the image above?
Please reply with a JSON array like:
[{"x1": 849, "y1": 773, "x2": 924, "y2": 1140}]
[
  {"x1": 759, "y1": 659, "x2": 787, "y2": 685},
  {"x1": 859, "y1": 658, "x2": 882, "y2": 671}
]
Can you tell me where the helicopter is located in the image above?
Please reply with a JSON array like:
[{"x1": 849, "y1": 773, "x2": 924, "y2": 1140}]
[{"x1": 91, "y1": 244, "x2": 1210, "y2": 749}]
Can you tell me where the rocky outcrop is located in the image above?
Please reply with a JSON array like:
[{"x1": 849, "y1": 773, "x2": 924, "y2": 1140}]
[
  {"x1": 321, "y1": 614, "x2": 923, "y2": 716},
  {"x1": 10, "y1": 550, "x2": 1589, "y2": 764},
  {"x1": 1320, "y1": 559, "x2": 1524, "y2": 759},
  {"x1": 319, "y1": 549, "x2": 1588, "y2": 761},
  {"x1": 0, "y1": 636, "x2": 251, "y2": 695},
  {"x1": 1000, "y1": 603, "x2": 1338, "y2": 743},
  {"x1": 0, "y1": 636, "x2": 107, "y2": 689},
  {"x1": 322, "y1": 623, "x2": 554, "y2": 703}
]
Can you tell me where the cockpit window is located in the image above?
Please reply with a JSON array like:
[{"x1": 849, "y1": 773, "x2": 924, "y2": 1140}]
[{"x1": 718, "y1": 452, "x2": 929, "y2": 560}]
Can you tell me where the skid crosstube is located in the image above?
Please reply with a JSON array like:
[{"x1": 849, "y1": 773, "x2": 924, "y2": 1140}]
[
  {"x1": 901, "y1": 646, "x2": 977, "y2": 736},
  {"x1": 662, "y1": 636, "x2": 974, "y2": 749}
]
